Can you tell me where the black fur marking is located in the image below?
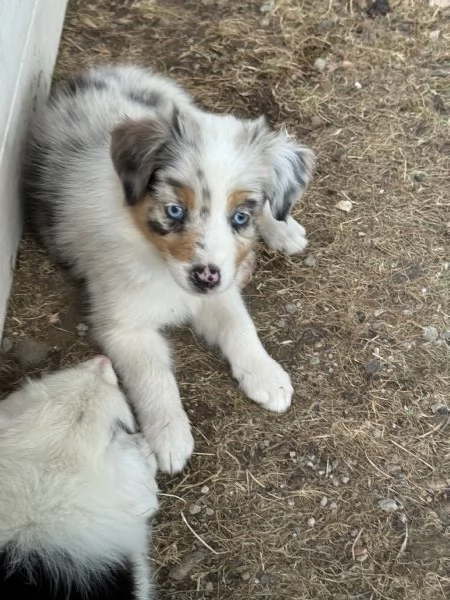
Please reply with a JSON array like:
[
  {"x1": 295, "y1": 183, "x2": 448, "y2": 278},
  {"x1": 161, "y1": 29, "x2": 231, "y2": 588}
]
[
  {"x1": 127, "y1": 91, "x2": 163, "y2": 108},
  {"x1": 171, "y1": 108, "x2": 182, "y2": 138},
  {"x1": 65, "y1": 75, "x2": 106, "y2": 96},
  {"x1": 147, "y1": 217, "x2": 185, "y2": 236},
  {"x1": 0, "y1": 550, "x2": 137, "y2": 600},
  {"x1": 166, "y1": 177, "x2": 185, "y2": 190},
  {"x1": 201, "y1": 187, "x2": 211, "y2": 203},
  {"x1": 114, "y1": 420, "x2": 136, "y2": 436},
  {"x1": 200, "y1": 206, "x2": 210, "y2": 219},
  {"x1": 147, "y1": 220, "x2": 170, "y2": 236},
  {"x1": 274, "y1": 184, "x2": 296, "y2": 221},
  {"x1": 123, "y1": 180, "x2": 139, "y2": 206}
]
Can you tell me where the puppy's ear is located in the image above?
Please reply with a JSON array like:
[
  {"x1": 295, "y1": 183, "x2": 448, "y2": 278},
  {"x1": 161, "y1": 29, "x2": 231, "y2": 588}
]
[
  {"x1": 110, "y1": 118, "x2": 170, "y2": 205},
  {"x1": 248, "y1": 119, "x2": 315, "y2": 221}
]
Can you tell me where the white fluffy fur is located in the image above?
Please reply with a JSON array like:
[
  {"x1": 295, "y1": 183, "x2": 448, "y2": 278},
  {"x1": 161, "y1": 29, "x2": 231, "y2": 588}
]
[
  {"x1": 24, "y1": 65, "x2": 315, "y2": 473},
  {"x1": 0, "y1": 358, "x2": 158, "y2": 598}
]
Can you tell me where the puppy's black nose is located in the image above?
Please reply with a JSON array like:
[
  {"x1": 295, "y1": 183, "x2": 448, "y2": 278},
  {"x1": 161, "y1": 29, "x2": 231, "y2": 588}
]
[{"x1": 190, "y1": 264, "x2": 221, "y2": 291}]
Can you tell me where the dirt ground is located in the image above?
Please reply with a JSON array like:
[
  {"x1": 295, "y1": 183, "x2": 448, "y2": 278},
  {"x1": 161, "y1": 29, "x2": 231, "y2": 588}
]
[{"x1": 1, "y1": 0, "x2": 450, "y2": 598}]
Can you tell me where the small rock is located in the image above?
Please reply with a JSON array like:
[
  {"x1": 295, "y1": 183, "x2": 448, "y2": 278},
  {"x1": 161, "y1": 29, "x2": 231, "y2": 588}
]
[
  {"x1": 423, "y1": 326, "x2": 439, "y2": 342},
  {"x1": 429, "y1": 29, "x2": 441, "y2": 41},
  {"x1": 285, "y1": 303, "x2": 297, "y2": 315},
  {"x1": 320, "y1": 496, "x2": 328, "y2": 508},
  {"x1": 289, "y1": 451, "x2": 296, "y2": 458},
  {"x1": 331, "y1": 478, "x2": 340, "y2": 487},
  {"x1": 310, "y1": 356, "x2": 321, "y2": 366},
  {"x1": 76, "y1": 322, "x2": 89, "y2": 337},
  {"x1": 367, "y1": 0, "x2": 391, "y2": 16},
  {"x1": 189, "y1": 504, "x2": 202, "y2": 515},
  {"x1": 303, "y1": 255, "x2": 317, "y2": 268},
  {"x1": 200, "y1": 485, "x2": 210, "y2": 494},
  {"x1": 365, "y1": 359, "x2": 381, "y2": 375},
  {"x1": 287, "y1": 499, "x2": 295, "y2": 507},
  {"x1": 354, "y1": 547, "x2": 369, "y2": 562},
  {"x1": 314, "y1": 58, "x2": 327, "y2": 72},
  {"x1": 1, "y1": 337, "x2": 13, "y2": 353},
  {"x1": 373, "y1": 428, "x2": 383, "y2": 439},
  {"x1": 307, "y1": 517, "x2": 316, "y2": 527},
  {"x1": 354, "y1": 81, "x2": 362, "y2": 90},
  {"x1": 336, "y1": 199, "x2": 353, "y2": 212},
  {"x1": 169, "y1": 549, "x2": 207, "y2": 581},
  {"x1": 378, "y1": 498, "x2": 402, "y2": 511},
  {"x1": 373, "y1": 308, "x2": 385, "y2": 318},
  {"x1": 241, "y1": 571, "x2": 251, "y2": 581},
  {"x1": 14, "y1": 338, "x2": 50, "y2": 368},
  {"x1": 277, "y1": 318, "x2": 287, "y2": 328},
  {"x1": 429, "y1": 0, "x2": 450, "y2": 8},
  {"x1": 260, "y1": 0, "x2": 274, "y2": 12},
  {"x1": 431, "y1": 403, "x2": 449, "y2": 415},
  {"x1": 310, "y1": 115, "x2": 322, "y2": 129},
  {"x1": 330, "y1": 502, "x2": 338, "y2": 510},
  {"x1": 441, "y1": 331, "x2": 450, "y2": 343},
  {"x1": 341, "y1": 476, "x2": 350, "y2": 484},
  {"x1": 205, "y1": 508, "x2": 215, "y2": 516}
]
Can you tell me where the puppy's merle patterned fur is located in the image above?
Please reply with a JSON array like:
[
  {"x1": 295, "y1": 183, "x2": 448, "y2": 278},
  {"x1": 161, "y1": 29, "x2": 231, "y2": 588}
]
[{"x1": 23, "y1": 65, "x2": 315, "y2": 473}]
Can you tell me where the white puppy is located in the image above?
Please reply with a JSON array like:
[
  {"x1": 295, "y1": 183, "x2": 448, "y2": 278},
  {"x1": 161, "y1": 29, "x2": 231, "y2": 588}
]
[
  {"x1": 23, "y1": 65, "x2": 315, "y2": 473},
  {"x1": 0, "y1": 358, "x2": 158, "y2": 600}
]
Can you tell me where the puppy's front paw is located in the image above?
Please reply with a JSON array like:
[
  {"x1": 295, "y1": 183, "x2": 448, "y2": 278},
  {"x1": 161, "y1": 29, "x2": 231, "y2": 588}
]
[
  {"x1": 234, "y1": 358, "x2": 293, "y2": 413},
  {"x1": 146, "y1": 413, "x2": 194, "y2": 474},
  {"x1": 262, "y1": 216, "x2": 308, "y2": 255}
]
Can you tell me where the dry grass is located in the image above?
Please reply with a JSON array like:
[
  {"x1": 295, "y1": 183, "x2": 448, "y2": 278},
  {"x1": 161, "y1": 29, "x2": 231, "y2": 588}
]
[{"x1": 2, "y1": 0, "x2": 450, "y2": 598}]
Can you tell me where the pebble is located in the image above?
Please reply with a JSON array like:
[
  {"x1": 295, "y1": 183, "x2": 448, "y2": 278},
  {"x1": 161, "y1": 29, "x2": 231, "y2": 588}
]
[
  {"x1": 365, "y1": 359, "x2": 381, "y2": 375},
  {"x1": 1, "y1": 336, "x2": 13, "y2": 353},
  {"x1": 189, "y1": 504, "x2": 202, "y2": 515},
  {"x1": 277, "y1": 318, "x2": 287, "y2": 328},
  {"x1": 285, "y1": 303, "x2": 297, "y2": 315},
  {"x1": 378, "y1": 498, "x2": 401, "y2": 511},
  {"x1": 373, "y1": 428, "x2": 383, "y2": 439},
  {"x1": 205, "y1": 508, "x2": 215, "y2": 516},
  {"x1": 320, "y1": 496, "x2": 328, "y2": 508},
  {"x1": 14, "y1": 337, "x2": 50, "y2": 368},
  {"x1": 373, "y1": 308, "x2": 385, "y2": 318},
  {"x1": 331, "y1": 478, "x2": 340, "y2": 487},
  {"x1": 336, "y1": 199, "x2": 353, "y2": 212},
  {"x1": 303, "y1": 255, "x2": 317, "y2": 268},
  {"x1": 431, "y1": 403, "x2": 449, "y2": 415},
  {"x1": 241, "y1": 571, "x2": 251, "y2": 581},
  {"x1": 307, "y1": 517, "x2": 316, "y2": 527},
  {"x1": 341, "y1": 476, "x2": 350, "y2": 484},
  {"x1": 76, "y1": 322, "x2": 89, "y2": 337},
  {"x1": 314, "y1": 58, "x2": 327, "y2": 72},
  {"x1": 200, "y1": 485, "x2": 210, "y2": 494},
  {"x1": 423, "y1": 326, "x2": 439, "y2": 342},
  {"x1": 329, "y1": 502, "x2": 338, "y2": 510},
  {"x1": 169, "y1": 549, "x2": 206, "y2": 581},
  {"x1": 354, "y1": 547, "x2": 368, "y2": 562},
  {"x1": 429, "y1": 29, "x2": 441, "y2": 40},
  {"x1": 287, "y1": 499, "x2": 295, "y2": 507},
  {"x1": 354, "y1": 81, "x2": 362, "y2": 90},
  {"x1": 310, "y1": 356, "x2": 321, "y2": 366}
]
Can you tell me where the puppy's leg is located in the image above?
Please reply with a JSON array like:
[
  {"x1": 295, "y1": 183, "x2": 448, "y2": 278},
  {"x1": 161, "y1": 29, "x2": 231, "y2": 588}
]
[
  {"x1": 259, "y1": 202, "x2": 308, "y2": 255},
  {"x1": 97, "y1": 328, "x2": 194, "y2": 474},
  {"x1": 193, "y1": 287, "x2": 293, "y2": 413}
]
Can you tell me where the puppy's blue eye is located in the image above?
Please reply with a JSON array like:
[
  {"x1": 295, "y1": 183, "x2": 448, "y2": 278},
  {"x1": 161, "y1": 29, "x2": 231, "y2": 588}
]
[
  {"x1": 165, "y1": 204, "x2": 185, "y2": 220},
  {"x1": 232, "y1": 211, "x2": 250, "y2": 227}
]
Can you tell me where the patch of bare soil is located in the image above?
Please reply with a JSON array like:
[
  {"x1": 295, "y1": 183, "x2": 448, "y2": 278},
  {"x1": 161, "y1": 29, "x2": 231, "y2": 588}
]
[{"x1": 2, "y1": 1, "x2": 450, "y2": 598}]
